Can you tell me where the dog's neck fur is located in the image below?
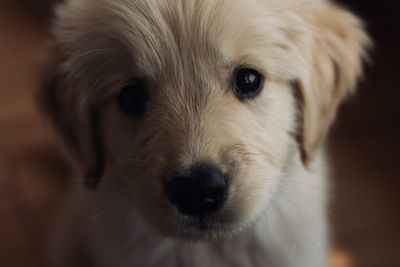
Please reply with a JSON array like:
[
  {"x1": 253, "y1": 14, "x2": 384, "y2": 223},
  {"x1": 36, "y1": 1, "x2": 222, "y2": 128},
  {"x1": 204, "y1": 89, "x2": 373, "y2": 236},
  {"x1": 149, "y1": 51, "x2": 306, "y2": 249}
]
[{"x1": 65, "y1": 150, "x2": 328, "y2": 267}]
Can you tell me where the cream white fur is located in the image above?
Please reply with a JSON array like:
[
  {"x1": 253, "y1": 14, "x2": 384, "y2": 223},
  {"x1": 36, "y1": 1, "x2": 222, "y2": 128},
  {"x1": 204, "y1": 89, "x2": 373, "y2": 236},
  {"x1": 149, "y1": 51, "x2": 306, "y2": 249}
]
[
  {"x1": 51, "y1": 152, "x2": 327, "y2": 267},
  {"x1": 41, "y1": 0, "x2": 369, "y2": 266}
]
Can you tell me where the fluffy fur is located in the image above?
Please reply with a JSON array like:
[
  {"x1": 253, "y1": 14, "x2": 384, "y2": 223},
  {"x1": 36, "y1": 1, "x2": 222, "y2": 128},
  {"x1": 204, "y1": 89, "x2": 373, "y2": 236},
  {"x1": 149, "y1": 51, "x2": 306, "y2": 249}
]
[{"x1": 40, "y1": 0, "x2": 370, "y2": 266}]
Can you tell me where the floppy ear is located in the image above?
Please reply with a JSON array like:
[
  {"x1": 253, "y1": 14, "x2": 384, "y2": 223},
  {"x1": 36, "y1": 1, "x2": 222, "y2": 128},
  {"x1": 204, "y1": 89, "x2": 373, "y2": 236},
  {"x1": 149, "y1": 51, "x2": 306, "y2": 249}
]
[
  {"x1": 38, "y1": 49, "x2": 105, "y2": 189},
  {"x1": 295, "y1": 3, "x2": 371, "y2": 165}
]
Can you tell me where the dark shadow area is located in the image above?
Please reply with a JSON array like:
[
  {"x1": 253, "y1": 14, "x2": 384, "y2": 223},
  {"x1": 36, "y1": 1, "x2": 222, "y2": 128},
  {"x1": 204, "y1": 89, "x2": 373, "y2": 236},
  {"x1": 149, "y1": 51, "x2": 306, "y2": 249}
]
[{"x1": 330, "y1": 1, "x2": 400, "y2": 266}]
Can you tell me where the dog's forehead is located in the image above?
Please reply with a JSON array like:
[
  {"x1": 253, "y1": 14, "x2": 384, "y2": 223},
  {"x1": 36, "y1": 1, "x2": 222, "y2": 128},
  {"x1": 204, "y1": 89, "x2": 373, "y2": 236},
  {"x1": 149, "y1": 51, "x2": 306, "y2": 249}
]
[
  {"x1": 55, "y1": 0, "x2": 308, "y2": 96},
  {"x1": 58, "y1": 1, "x2": 278, "y2": 65},
  {"x1": 100, "y1": 0, "x2": 263, "y2": 74}
]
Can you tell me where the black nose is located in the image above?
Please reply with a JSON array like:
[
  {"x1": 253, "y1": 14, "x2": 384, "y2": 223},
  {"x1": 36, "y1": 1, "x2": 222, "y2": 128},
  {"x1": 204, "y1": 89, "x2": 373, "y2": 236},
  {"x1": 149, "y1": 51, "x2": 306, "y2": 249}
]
[{"x1": 166, "y1": 164, "x2": 228, "y2": 216}]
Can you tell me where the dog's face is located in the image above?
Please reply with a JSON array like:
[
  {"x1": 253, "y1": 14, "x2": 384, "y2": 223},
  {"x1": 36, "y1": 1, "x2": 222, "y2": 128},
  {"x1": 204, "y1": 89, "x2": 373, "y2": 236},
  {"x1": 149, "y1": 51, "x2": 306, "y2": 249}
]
[{"x1": 42, "y1": 0, "x2": 369, "y2": 239}]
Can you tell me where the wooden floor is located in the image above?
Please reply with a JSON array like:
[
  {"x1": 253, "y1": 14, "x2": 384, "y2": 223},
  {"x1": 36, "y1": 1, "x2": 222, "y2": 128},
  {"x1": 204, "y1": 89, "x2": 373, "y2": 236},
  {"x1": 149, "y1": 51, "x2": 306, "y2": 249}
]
[{"x1": 0, "y1": 1, "x2": 399, "y2": 267}]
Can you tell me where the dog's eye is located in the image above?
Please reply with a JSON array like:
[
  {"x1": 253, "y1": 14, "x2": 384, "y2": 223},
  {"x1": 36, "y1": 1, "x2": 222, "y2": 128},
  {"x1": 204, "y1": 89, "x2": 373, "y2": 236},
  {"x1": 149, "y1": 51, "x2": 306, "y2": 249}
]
[
  {"x1": 234, "y1": 68, "x2": 263, "y2": 99},
  {"x1": 118, "y1": 81, "x2": 149, "y2": 118}
]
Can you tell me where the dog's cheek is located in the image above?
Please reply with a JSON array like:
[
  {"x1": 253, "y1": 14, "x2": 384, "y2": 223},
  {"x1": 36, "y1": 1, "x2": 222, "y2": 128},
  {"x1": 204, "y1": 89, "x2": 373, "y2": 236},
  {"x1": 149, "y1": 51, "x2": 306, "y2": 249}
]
[
  {"x1": 237, "y1": 81, "x2": 296, "y2": 168},
  {"x1": 228, "y1": 82, "x2": 297, "y2": 221},
  {"x1": 101, "y1": 105, "x2": 150, "y2": 179}
]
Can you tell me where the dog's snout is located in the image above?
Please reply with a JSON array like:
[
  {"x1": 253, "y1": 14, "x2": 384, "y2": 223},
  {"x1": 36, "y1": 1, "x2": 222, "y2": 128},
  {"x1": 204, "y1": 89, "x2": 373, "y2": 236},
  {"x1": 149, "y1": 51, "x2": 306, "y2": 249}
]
[{"x1": 166, "y1": 164, "x2": 228, "y2": 216}]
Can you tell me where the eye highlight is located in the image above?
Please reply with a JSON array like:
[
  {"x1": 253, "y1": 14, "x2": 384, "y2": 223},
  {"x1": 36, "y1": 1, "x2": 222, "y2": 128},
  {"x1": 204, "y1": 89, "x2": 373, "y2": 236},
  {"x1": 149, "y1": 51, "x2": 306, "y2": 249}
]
[
  {"x1": 118, "y1": 80, "x2": 149, "y2": 118},
  {"x1": 233, "y1": 68, "x2": 264, "y2": 99}
]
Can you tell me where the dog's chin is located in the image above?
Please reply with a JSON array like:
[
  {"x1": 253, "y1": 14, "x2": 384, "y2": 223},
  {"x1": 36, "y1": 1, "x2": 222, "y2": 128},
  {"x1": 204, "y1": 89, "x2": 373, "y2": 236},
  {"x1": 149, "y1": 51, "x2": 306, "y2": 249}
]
[{"x1": 148, "y1": 212, "x2": 249, "y2": 241}]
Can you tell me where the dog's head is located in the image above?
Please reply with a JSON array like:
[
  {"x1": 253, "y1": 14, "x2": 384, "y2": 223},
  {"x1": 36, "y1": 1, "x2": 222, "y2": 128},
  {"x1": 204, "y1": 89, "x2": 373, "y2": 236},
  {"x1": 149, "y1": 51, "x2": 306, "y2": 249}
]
[{"x1": 41, "y1": 0, "x2": 369, "y2": 239}]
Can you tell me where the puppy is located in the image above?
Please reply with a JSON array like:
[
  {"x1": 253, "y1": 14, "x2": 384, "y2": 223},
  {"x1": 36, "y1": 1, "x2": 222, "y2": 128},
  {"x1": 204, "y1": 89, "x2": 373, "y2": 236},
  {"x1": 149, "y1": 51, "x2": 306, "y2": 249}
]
[{"x1": 40, "y1": 0, "x2": 370, "y2": 266}]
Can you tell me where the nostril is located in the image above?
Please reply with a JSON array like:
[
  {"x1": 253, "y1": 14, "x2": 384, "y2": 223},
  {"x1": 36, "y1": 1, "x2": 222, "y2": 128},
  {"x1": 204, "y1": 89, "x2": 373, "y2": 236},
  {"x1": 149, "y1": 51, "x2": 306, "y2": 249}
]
[{"x1": 166, "y1": 164, "x2": 228, "y2": 216}]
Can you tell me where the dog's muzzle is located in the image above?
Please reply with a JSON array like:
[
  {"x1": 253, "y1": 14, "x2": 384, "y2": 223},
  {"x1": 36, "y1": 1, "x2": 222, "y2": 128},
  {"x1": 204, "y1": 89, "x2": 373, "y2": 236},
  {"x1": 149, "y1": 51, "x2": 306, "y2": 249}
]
[{"x1": 166, "y1": 163, "x2": 229, "y2": 217}]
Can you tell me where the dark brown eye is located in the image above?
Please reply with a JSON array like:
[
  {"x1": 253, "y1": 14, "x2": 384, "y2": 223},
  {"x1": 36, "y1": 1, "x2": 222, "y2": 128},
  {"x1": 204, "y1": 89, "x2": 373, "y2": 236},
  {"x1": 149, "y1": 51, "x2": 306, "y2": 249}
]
[
  {"x1": 234, "y1": 68, "x2": 264, "y2": 99},
  {"x1": 118, "y1": 81, "x2": 148, "y2": 118}
]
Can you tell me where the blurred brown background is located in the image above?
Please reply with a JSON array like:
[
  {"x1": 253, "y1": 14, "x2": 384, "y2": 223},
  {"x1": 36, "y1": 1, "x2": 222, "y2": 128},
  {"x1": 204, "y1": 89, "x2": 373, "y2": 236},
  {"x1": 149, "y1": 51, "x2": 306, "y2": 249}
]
[{"x1": 0, "y1": 0, "x2": 399, "y2": 266}]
